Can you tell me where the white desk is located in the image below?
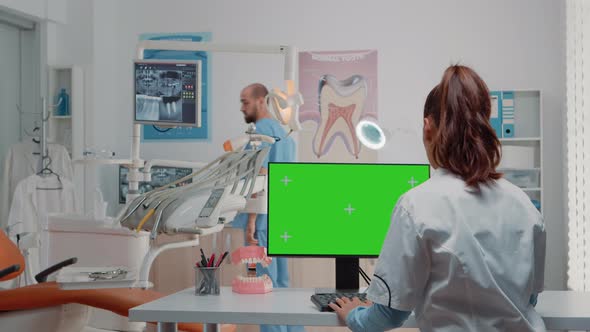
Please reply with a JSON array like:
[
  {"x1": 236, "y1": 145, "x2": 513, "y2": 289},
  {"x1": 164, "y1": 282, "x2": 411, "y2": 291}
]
[{"x1": 129, "y1": 288, "x2": 590, "y2": 331}]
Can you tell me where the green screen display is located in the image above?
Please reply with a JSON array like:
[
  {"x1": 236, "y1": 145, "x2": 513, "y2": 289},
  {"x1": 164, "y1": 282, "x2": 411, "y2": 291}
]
[{"x1": 268, "y1": 163, "x2": 430, "y2": 257}]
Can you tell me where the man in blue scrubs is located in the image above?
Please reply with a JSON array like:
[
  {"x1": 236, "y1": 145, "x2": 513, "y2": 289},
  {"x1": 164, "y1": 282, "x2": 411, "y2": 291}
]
[{"x1": 232, "y1": 83, "x2": 304, "y2": 332}]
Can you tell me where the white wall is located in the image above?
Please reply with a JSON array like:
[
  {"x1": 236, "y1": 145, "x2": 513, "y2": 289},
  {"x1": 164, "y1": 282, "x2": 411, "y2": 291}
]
[
  {"x1": 0, "y1": 24, "x2": 24, "y2": 228},
  {"x1": 58, "y1": 0, "x2": 567, "y2": 289},
  {"x1": 0, "y1": 0, "x2": 45, "y2": 20},
  {"x1": 0, "y1": 0, "x2": 67, "y2": 23}
]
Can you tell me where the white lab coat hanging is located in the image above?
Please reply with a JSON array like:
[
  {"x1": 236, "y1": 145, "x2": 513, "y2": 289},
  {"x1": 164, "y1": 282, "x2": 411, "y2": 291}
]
[
  {"x1": 0, "y1": 141, "x2": 73, "y2": 227},
  {"x1": 6, "y1": 174, "x2": 77, "y2": 286},
  {"x1": 7, "y1": 174, "x2": 77, "y2": 238}
]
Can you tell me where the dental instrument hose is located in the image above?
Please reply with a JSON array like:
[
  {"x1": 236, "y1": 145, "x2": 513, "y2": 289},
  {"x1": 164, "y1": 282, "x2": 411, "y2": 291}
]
[
  {"x1": 148, "y1": 151, "x2": 234, "y2": 194},
  {"x1": 128, "y1": 151, "x2": 235, "y2": 212},
  {"x1": 135, "y1": 209, "x2": 155, "y2": 233},
  {"x1": 122, "y1": 149, "x2": 263, "y2": 232}
]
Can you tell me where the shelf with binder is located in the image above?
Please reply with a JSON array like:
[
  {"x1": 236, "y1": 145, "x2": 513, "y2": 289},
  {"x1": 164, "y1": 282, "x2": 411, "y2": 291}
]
[
  {"x1": 47, "y1": 66, "x2": 83, "y2": 158},
  {"x1": 47, "y1": 65, "x2": 86, "y2": 212},
  {"x1": 521, "y1": 188, "x2": 542, "y2": 192},
  {"x1": 498, "y1": 167, "x2": 541, "y2": 172},
  {"x1": 499, "y1": 137, "x2": 541, "y2": 143},
  {"x1": 492, "y1": 89, "x2": 543, "y2": 213},
  {"x1": 491, "y1": 90, "x2": 541, "y2": 139}
]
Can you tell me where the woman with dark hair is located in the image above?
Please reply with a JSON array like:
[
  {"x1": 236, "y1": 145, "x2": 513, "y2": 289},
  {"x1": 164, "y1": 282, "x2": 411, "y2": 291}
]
[{"x1": 330, "y1": 65, "x2": 546, "y2": 332}]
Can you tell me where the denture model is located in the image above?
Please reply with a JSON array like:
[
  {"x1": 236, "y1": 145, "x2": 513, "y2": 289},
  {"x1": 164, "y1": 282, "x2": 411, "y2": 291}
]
[{"x1": 231, "y1": 246, "x2": 273, "y2": 294}]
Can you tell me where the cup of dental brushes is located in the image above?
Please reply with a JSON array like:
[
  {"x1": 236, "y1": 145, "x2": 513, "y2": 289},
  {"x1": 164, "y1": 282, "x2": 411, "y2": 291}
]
[{"x1": 194, "y1": 266, "x2": 221, "y2": 296}]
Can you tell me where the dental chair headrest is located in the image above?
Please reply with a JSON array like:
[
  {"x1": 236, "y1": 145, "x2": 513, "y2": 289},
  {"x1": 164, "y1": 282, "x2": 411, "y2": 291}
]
[{"x1": 0, "y1": 230, "x2": 25, "y2": 281}]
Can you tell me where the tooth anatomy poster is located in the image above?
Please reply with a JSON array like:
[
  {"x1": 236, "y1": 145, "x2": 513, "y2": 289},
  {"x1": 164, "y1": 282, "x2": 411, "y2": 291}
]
[{"x1": 298, "y1": 50, "x2": 378, "y2": 162}]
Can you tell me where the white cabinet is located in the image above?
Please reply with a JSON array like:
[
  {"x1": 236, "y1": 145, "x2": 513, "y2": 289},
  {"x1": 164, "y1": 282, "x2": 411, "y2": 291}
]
[
  {"x1": 494, "y1": 90, "x2": 543, "y2": 214},
  {"x1": 48, "y1": 65, "x2": 85, "y2": 208},
  {"x1": 48, "y1": 65, "x2": 83, "y2": 158}
]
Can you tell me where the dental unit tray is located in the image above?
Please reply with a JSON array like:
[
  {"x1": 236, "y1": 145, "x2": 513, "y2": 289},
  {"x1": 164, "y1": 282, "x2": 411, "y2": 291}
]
[
  {"x1": 119, "y1": 148, "x2": 270, "y2": 239},
  {"x1": 88, "y1": 268, "x2": 127, "y2": 280},
  {"x1": 56, "y1": 266, "x2": 143, "y2": 290}
]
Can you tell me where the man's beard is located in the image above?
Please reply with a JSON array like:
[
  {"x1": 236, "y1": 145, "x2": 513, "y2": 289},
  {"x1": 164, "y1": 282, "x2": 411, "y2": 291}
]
[{"x1": 244, "y1": 114, "x2": 256, "y2": 123}]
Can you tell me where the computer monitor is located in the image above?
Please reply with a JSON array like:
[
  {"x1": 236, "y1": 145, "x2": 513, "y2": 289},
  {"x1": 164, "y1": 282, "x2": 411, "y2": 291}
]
[
  {"x1": 267, "y1": 162, "x2": 431, "y2": 290},
  {"x1": 134, "y1": 59, "x2": 202, "y2": 127}
]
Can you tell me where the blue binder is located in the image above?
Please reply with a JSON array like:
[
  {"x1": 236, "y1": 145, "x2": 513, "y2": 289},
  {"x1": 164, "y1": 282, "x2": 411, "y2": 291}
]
[
  {"x1": 501, "y1": 91, "x2": 515, "y2": 138},
  {"x1": 490, "y1": 91, "x2": 503, "y2": 138}
]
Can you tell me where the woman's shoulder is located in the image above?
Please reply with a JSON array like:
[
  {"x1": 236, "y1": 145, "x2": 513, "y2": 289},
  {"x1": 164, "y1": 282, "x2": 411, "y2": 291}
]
[
  {"x1": 398, "y1": 173, "x2": 542, "y2": 230},
  {"x1": 494, "y1": 178, "x2": 543, "y2": 219}
]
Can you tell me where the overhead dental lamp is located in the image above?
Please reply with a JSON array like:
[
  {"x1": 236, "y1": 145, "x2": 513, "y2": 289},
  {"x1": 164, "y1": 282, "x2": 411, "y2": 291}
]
[
  {"x1": 267, "y1": 80, "x2": 304, "y2": 132},
  {"x1": 356, "y1": 119, "x2": 387, "y2": 150}
]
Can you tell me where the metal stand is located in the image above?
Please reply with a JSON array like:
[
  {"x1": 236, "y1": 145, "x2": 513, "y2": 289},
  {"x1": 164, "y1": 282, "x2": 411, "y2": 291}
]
[
  {"x1": 335, "y1": 257, "x2": 360, "y2": 291},
  {"x1": 204, "y1": 323, "x2": 220, "y2": 332},
  {"x1": 157, "y1": 322, "x2": 178, "y2": 332},
  {"x1": 137, "y1": 237, "x2": 200, "y2": 289},
  {"x1": 40, "y1": 98, "x2": 49, "y2": 170}
]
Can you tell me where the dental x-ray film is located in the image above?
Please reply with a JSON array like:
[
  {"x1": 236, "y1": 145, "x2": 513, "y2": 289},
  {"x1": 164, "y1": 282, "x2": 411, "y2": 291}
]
[{"x1": 134, "y1": 60, "x2": 201, "y2": 127}]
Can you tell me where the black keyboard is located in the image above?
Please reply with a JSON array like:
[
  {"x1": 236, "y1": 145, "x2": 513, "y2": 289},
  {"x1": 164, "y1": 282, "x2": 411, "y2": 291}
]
[{"x1": 311, "y1": 293, "x2": 368, "y2": 312}]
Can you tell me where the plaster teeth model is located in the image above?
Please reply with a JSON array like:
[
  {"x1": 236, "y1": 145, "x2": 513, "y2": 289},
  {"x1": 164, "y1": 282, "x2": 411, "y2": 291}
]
[
  {"x1": 232, "y1": 274, "x2": 273, "y2": 294},
  {"x1": 231, "y1": 246, "x2": 273, "y2": 294},
  {"x1": 314, "y1": 74, "x2": 368, "y2": 158},
  {"x1": 232, "y1": 246, "x2": 271, "y2": 268}
]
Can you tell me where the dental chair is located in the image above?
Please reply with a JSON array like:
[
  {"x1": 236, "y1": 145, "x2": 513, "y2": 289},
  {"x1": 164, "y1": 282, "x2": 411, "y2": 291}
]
[
  {"x1": 1, "y1": 146, "x2": 273, "y2": 332},
  {"x1": 0, "y1": 229, "x2": 236, "y2": 332}
]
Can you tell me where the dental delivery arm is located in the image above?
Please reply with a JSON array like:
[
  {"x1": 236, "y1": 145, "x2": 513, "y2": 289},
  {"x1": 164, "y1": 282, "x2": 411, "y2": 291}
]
[
  {"x1": 119, "y1": 147, "x2": 271, "y2": 236},
  {"x1": 247, "y1": 167, "x2": 267, "y2": 242}
]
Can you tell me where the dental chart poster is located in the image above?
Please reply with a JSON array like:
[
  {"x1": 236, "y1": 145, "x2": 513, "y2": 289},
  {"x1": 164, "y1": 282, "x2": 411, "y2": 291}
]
[
  {"x1": 298, "y1": 50, "x2": 378, "y2": 162},
  {"x1": 140, "y1": 32, "x2": 211, "y2": 141}
]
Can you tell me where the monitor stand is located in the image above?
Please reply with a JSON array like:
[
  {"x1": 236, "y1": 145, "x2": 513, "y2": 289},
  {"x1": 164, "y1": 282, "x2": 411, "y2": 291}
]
[{"x1": 315, "y1": 257, "x2": 360, "y2": 294}]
